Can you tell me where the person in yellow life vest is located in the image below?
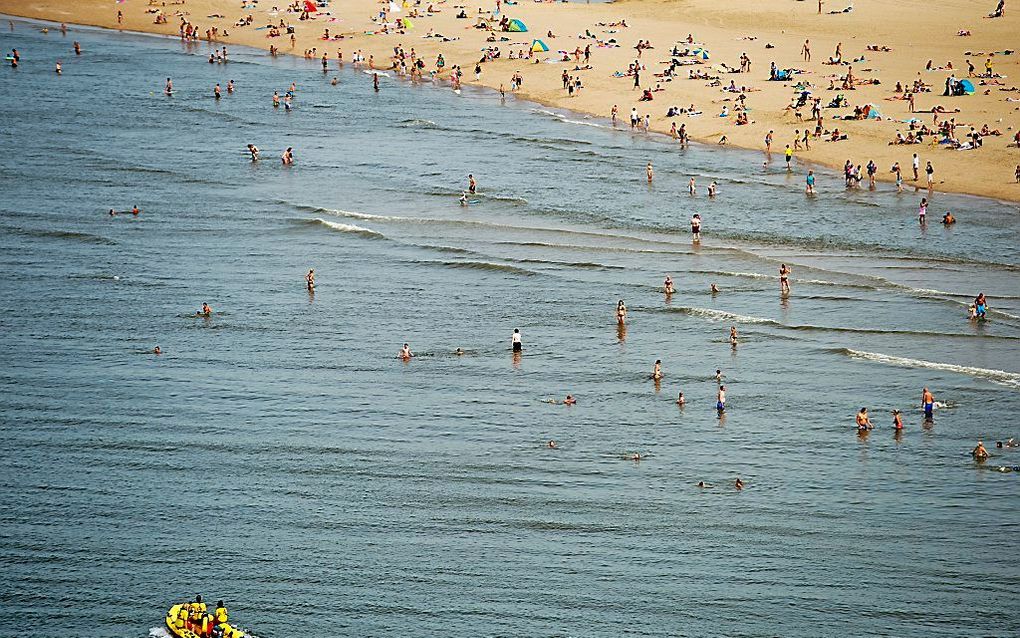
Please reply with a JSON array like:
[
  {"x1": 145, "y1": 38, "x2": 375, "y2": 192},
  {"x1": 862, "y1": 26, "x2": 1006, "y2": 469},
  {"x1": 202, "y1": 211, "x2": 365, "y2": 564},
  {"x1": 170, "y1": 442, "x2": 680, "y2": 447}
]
[
  {"x1": 214, "y1": 601, "x2": 228, "y2": 625},
  {"x1": 175, "y1": 605, "x2": 188, "y2": 629},
  {"x1": 190, "y1": 594, "x2": 207, "y2": 623}
]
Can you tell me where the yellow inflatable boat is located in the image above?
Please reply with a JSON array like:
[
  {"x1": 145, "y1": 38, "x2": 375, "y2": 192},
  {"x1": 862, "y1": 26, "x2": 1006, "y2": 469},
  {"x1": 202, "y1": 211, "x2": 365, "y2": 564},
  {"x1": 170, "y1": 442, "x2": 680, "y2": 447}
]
[{"x1": 165, "y1": 602, "x2": 248, "y2": 638}]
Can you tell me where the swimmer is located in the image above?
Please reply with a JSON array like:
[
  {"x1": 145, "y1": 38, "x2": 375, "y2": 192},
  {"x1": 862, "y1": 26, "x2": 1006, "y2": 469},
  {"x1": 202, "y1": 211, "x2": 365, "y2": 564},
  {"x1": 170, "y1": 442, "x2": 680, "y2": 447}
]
[
  {"x1": 55, "y1": 61, "x2": 61, "y2": 74},
  {"x1": 717, "y1": 385, "x2": 726, "y2": 412},
  {"x1": 153, "y1": 346, "x2": 162, "y2": 355},
  {"x1": 676, "y1": 391, "x2": 685, "y2": 406},
  {"x1": 399, "y1": 343, "x2": 413, "y2": 359},
  {"x1": 616, "y1": 299, "x2": 627, "y2": 324},
  {"x1": 729, "y1": 326, "x2": 738, "y2": 346},
  {"x1": 779, "y1": 264, "x2": 791, "y2": 295},
  {"x1": 688, "y1": 177, "x2": 696, "y2": 195},
  {"x1": 108, "y1": 208, "x2": 116, "y2": 217},
  {"x1": 247, "y1": 144, "x2": 260, "y2": 161},
  {"x1": 272, "y1": 91, "x2": 280, "y2": 107},
  {"x1": 696, "y1": 481, "x2": 712, "y2": 488},
  {"x1": 165, "y1": 77, "x2": 173, "y2": 95},
  {"x1": 856, "y1": 407, "x2": 873, "y2": 431},
  {"x1": 455, "y1": 348, "x2": 465, "y2": 356},
  {"x1": 305, "y1": 268, "x2": 315, "y2": 290},
  {"x1": 715, "y1": 369, "x2": 723, "y2": 383},
  {"x1": 281, "y1": 147, "x2": 294, "y2": 165},
  {"x1": 563, "y1": 394, "x2": 576, "y2": 405},
  {"x1": 331, "y1": 76, "x2": 339, "y2": 86},
  {"x1": 131, "y1": 205, "x2": 140, "y2": 216},
  {"x1": 652, "y1": 359, "x2": 663, "y2": 380},
  {"x1": 548, "y1": 440, "x2": 558, "y2": 449},
  {"x1": 921, "y1": 387, "x2": 935, "y2": 419},
  {"x1": 892, "y1": 409, "x2": 903, "y2": 430},
  {"x1": 710, "y1": 283, "x2": 719, "y2": 294},
  {"x1": 459, "y1": 192, "x2": 468, "y2": 206},
  {"x1": 734, "y1": 477, "x2": 743, "y2": 490},
  {"x1": 708, "y1": 181, "x2": 717, "y2": 197},
  {"x1": 197, "y1": 302, "x2": 212, "y2": 317},
  {"x1": 972, "y1": 440, "x2": 989, "y2": 460},
  {"x1": 663, "y1": 275, "x2": 676, "y2": 295}
]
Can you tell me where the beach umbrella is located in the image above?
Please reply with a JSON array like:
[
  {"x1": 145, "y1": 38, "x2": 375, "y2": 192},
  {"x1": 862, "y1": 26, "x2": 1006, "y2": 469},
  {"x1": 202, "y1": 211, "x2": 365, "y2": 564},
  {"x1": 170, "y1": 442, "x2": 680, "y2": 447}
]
[
  {"x1": 304, "y1": 0, "x2": 318, "y2": 12},
  {"x1": 531, "y1": 39, "x2": 549, "y2": 53},
  {"x1": 389, "y1": 1, "x2": 401, "y2": 11},
  {"x1": 691, "y1": 47, "x2": 710, "y2": 60},
  {"x1": 401, "y1": 18, "x2": 413, "y2": 28},
  {"x1": 507, "y1": 18, "x2": 528, "y2": 32},
  {"x1": 960, "y1": 79, "x2": 975, "y2": 94}
]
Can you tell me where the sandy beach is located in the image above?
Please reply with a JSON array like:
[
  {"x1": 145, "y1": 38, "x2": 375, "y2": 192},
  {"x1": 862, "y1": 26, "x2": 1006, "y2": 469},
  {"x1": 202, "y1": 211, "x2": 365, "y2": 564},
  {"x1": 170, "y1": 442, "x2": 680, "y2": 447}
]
[{"x1": 2, "y1": 0, "x2": 1018, "y2": 201}]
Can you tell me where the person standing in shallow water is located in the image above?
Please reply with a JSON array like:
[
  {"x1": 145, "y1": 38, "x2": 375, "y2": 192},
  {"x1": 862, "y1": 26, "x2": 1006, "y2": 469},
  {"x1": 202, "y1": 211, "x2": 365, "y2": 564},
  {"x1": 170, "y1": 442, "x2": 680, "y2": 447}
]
[
  {"x1": 779, "y1": 264, "x2": 791, "y2": 295},
  {"x1": 306, "y1": 269, "x2": 315, "y2": 291},
  {"x1": 511, "y1": 328, "x2": 522, "y2": 352}
]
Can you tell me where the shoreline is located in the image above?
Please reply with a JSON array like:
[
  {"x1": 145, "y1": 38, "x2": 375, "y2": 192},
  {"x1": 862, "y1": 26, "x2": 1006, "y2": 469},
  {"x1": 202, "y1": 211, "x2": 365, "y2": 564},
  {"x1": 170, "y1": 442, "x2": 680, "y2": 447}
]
[{"x1": 2, "y1": 0, "x2": 1019, "y2": 203}]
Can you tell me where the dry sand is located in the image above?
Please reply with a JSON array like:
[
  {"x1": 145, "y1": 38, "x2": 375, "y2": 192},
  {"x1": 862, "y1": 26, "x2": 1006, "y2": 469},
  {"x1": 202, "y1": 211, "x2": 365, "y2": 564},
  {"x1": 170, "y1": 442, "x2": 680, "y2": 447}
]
[{"x1": 2, "y1": 0, "x2": 1019, "y2": 201}]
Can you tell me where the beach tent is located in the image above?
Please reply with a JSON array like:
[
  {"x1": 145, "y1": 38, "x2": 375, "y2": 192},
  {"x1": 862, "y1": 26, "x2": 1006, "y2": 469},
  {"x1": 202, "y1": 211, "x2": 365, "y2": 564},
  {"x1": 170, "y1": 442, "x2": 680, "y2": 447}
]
[
  {"x1": 304, "y1": 0, "x2": 318, "y2": 12},
  {"x1": 507, "y1": 19, "x2": 528, "y2": 32},
  {"x1": 531, "y1": 39, "x2": 549, "y2": 53},
  {"x1": 692, "y1": 47, "x2": 710, "y2": 60},
  {"x1": 960, "y1": 79, "x2": 975, "y2": 94},
  {"x1": 401, "y1": 17, "x2": 413, "y2": 28},
  {"x1": 475, "y1": 17, "x2": 491, "y2": 28}
]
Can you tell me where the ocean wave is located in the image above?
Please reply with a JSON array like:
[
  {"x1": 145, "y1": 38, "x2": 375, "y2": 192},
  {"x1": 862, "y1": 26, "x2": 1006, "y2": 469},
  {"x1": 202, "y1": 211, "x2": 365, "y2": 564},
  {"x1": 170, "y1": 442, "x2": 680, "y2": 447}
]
[
  {"x1": 309, "y1": 218, "x2": 384, "y2": 239},
  {"x1": 4, "y1": 226, "x2": 117, "y2": 245},
  {"x1": 399, "y1": 118, "x2": 439, "y2": 128},
  {"x1": 836, "y1": 348, "x2": 1020, "y2": 389},
  {"x1": 664, "y1": 306, "x2": 776, "y2": 325},
  {"x1": 410, "y1": 259, "x2": 535, "y2": 276}
]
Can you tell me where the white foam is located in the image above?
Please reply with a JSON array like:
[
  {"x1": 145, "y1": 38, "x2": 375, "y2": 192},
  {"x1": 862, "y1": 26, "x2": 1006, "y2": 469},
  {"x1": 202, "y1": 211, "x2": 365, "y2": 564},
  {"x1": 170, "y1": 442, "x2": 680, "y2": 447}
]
[
  {"x1": 677, "y1": 306, "x2": 774, "y2": 324},
  {"x1": 843, "y1": 349, "x2": 1020, "y2": 389},
  {"x1": 314, "y1": 218, "x2": 385, "y2": 238}
]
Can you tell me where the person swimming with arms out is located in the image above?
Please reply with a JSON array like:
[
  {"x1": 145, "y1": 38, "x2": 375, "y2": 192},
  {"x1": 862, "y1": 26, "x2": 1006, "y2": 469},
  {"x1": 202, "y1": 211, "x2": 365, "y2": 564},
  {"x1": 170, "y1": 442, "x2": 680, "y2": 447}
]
[
  {"x1": 921, "y1": 387, "x2": 935, "y2": 420},
  {"x1": 399, "y1": 343, "x2": 414, "y2": 360}
]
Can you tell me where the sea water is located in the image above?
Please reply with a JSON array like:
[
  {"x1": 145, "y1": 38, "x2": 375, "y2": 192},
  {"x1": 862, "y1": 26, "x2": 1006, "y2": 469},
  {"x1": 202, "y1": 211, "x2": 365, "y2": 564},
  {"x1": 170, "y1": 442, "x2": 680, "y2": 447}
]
[{"x1": 1, "y1": 18, "x2": 1018, "y2": 637}]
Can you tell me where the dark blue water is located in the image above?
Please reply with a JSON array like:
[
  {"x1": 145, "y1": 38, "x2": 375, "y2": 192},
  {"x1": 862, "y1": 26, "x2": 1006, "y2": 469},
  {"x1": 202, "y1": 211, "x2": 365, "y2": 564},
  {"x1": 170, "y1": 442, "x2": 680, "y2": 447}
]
[{"x1": 1, "y1": 18, "x2": 1019, "y2": 638}]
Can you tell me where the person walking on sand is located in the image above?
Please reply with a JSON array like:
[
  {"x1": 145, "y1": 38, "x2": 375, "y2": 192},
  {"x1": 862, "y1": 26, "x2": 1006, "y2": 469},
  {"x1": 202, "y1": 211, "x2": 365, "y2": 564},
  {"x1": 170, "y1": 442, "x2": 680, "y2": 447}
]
[
  {"x1": 802, "y1": 39, "x2": 811, "y2": 62},
  {"x1": 925, "y1": 161, "x2": 935, "y2": 190}
]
